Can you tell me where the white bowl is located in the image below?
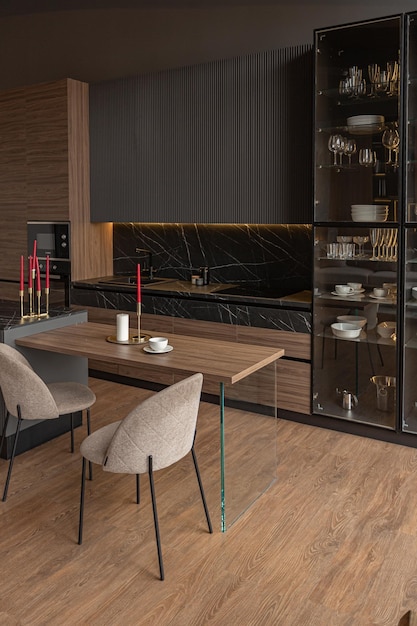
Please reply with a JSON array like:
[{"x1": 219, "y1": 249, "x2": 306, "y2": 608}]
[
  {"x1": 351, "y1": 204, "x2": 388, "y2": 211},
  {"x1": 377, "y1": 321, "x2": 396, "y2": 338},
  {"x1": 148, "y1": 336, "x2": 169, "y2": 351},
  {"x1": 336, "y1": 315, "x2": 367, "y2": 329},
  {"x1": 412, "y1": 287, "x2": 417, "y2": 300},
  {"x1": 331, "y1": 323, "x2": 362, "y2": 339}
]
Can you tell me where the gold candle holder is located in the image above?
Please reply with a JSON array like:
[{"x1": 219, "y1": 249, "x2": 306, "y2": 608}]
[{"x1": 132, "y1": 302, "x2": 148, "y2": 343}]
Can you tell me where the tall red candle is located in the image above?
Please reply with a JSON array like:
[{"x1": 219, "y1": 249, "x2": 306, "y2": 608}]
[
  {"x1": 35, "y1": 257, "x2": 41, "y2": 292},
  {"x1": 136, "y1": 264, "x2": 141, "y2": 303},
  {"x1": 46, "y1": 255, "x2": 50, "y2": 289},
  {"x1": 32, "y1": 239, "x2": 37, "y2": 263},
  {"x1": 28, "y1": 256, "x2": 33, "y2": 289},
  {"x1": 20, "y1": 255, "x2": 24, "y2": 291}
]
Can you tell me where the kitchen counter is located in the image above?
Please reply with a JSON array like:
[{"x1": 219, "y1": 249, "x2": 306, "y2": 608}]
[
  {"x1": 0, "y1": 301, "x2": 82, "y2": 331},
  {"x1": 72, "y1": 276, "x2": 312, "y2": 311},
  {"x1": 71, "y1": 277, "x2": 312, "y2": 335}
]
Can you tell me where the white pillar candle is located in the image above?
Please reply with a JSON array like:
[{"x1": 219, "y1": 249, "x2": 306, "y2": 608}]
[{"x1": 116, "y1": 313, "x2": 129, "y2": 342}]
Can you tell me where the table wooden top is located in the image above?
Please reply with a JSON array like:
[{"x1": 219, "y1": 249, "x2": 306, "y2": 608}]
[{"x1": 15, "y1": 321, "x2": 285, "y2": 385}]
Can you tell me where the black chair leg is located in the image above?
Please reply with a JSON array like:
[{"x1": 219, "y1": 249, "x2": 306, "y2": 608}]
[
  {"x1": 136, "y1": 474, "x2": 140, "y2": 504},
  {"x1": 148, "y1": 455, "x2": 164, "y2": 581},
  {"x1": 0, "y1": 410, "x2": 10, "y2": 460},
  {"x1": 3, "y1": 411, "x2": 23, "y2": 502},
  {"x1": 70, "y1": 413, "x2": 75, "y2": 453},
  {"x1": 86, "y1": 409, "x2": 93, "y2": 481},
  {"x1": 78, "y1": 457, "x2": 86, "y2": 545},
  {"x1": 191, "y1": 446, "x2": 213, "y2": 534}
]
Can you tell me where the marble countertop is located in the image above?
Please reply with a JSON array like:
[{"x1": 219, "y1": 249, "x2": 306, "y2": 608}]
[
  {"x1": 72, "y1": 276, "x2": 312, "y2": 310},
  {"x1": 0, "y1": 302, "x2": 80, "y2": 330}
]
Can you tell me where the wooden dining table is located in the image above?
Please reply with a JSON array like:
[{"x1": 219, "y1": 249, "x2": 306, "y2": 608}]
[{"x1": 16, "y1": 320, "x2": 285, "y2": 530}]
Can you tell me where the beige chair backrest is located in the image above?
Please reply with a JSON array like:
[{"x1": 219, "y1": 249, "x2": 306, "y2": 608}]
[
  {"x1": 0, "y1": 343, "x2": 59, "y2": 421},
  {"x1": 104, "y1": 373, "x2": 203, "y2": 474}
]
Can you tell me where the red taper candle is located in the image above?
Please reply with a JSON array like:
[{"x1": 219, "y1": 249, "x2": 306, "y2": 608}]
[
  {"x1": 136, "y1": 264, "x2": 141, "y2": 303},
  {"x1": 28, "y1": 256, "x2": 33, "y2": 289},
  {"x1": 33, "y1": 239, "x2": 37, "y2": 262},
  {"x1": 46, "y1": 255, "x2": 50, "y2": 289},
  {"x1": 35, "y1": 257, "x2": 41, "y2": 292},
  {"x1": 20, "y1": 255, "x2": 24, "y2": 291}
]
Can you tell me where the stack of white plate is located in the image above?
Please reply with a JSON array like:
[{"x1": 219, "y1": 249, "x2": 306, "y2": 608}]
[
  {"x1": 347, "y1": 114, "x2": 385, "y2": 135},
  {"x1": 351, "y1": 204, "x2": 389, "y2": 222}
]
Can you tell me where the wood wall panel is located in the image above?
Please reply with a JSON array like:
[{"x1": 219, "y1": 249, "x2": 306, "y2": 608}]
[
  {"x1": 0, "y1": 79, "x2": 113, "y2": 285},
  {"x1": 276, "y1": 360, "x2": 311, "y2": 414}
]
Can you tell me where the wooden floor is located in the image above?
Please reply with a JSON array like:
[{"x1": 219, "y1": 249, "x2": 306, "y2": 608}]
[{"x1": 1, "y1": 377, "x2": 417, "y2": 625}]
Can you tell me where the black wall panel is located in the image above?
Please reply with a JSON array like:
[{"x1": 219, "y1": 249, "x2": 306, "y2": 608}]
[{"x1": 90, "y1": 45, "x2": 313, "y2": 224}]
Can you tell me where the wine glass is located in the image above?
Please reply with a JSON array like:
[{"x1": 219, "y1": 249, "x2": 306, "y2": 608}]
[
  {"x1": 368, "y1": 63, "x2": 380, "y2": 97},
  {"x1": 344, "y1": 138, "x2": 357, "y2": 165},
  {"x1": 359, "y1": 148, "x2": 374, "y2": 166},
  {"x1": 353, "y1": 235, "x2": 369, "y2": 258},
  {"x1": 369, "y1": 228, "x2": 381, "y2": 260},
  {"x1": 328, "y1": 134, "x2": 344, "y2": 166},
  {"x1": 382, "y1": 128, "x2": 400, "y2": 165}
]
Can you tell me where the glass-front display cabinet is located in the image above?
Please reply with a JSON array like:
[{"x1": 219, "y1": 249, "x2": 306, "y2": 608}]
[
  {"x1": 313, "y1": 16, "x2": 402, "y2": 431},
  {"x1": 403, "y1": 12, "x2": 417, "y2": 434}
]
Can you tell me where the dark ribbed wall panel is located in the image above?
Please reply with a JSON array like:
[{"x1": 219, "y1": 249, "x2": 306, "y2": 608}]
[{"x1": 90, "y1": 45, "x2": 313, "y2": 224}]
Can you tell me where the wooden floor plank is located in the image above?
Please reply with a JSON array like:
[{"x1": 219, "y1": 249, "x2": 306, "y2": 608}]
[{"x1": 1, "y1": 378, "x2": 417, "y2": 624}]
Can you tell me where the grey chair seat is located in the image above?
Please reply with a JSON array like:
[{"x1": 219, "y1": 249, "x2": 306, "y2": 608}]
[
  {"x1": 80, "y1": 420, "x2": 120, "y2": 465},
  {"x1": 47, "y1": 382, "x2": 96, "y2": 415}
]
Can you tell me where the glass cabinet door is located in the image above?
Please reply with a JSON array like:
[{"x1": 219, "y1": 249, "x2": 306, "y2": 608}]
[
  {"x1": 403, "y1": 13, "x2": 417, "y2": 433},
  {"x1": 313, "y1": 16, "x2": 401, "y2": 429}
]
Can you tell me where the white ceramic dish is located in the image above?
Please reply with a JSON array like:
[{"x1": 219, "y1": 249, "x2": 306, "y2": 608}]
[
  {"x1": 352, "y1": 204, "x2": 388, "y2": 210},
  {"x1": 412, "y1": 286, "x2": 417, "y2": 300},
  {"x1": 143, "y1": 345, "x2": 173, "y2": 354},
  {"x1": 331, "y1": 291, "x2": 364, "y2": 298},
  {"x1": 331, "y1": 323, "x2": 362, "y2": 339},
  {"x1": 377, "y1": 321, "x2": 396, "y2": 338},
  {"x1": 336, "y1": 315, "x2": 367, "y2": 329},
  {"x1": 369, "y1": 294, "x2": 390, "y2": 300},
  {"x1": 347, "y1": 115, "x2": 384, "y2": 124}
]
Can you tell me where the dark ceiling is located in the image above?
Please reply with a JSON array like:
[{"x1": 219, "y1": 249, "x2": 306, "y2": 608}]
[{"x1": 0, "y1": 0, "x2": 388, "y2": 16}]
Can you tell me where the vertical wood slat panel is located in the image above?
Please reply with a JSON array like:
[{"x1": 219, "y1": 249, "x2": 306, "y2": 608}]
[{"x1": 90, "y1": 45, "x2": 313, "y2": 225}]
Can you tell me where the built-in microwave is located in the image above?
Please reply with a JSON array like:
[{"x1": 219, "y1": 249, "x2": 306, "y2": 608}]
[{"x1": 27, "y1": 221, "x2": 71, "y2": 276}]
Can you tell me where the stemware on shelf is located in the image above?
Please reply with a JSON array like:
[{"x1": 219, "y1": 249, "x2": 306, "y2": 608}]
[
  {"x1": 370, "y1": 228, "x2": 382, "y2": 260},
  {"x1": 359, "y1": 148, "x2": 374, "y2": 166},
  {"x1": 353, "y1": 235, "x2": 369, "y2": 258},
  {"x1": 382, "y1": 127, "x2": 400, "y2": 165},
  {"x1": 344, "y1": 138, "x2": 357, "y2": 165}
]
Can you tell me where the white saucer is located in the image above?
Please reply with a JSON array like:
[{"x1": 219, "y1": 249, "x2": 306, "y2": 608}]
[
  {"x1": 143, "y1": 345, "x2": 173, "y2": 354},
  {"x1": 351, "y1": 288, "x2": 365, "y2": 294},
  {"x1": 331, "y1": 291, "x2": 364, "y2": 298},
  {"x1": 369, "y1": 294, "x2": 389, "y2": 300}
]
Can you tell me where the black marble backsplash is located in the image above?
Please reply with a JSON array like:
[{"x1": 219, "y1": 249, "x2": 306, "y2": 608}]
[{"x1": 113, "y1": 223, "x2": 312, "y2": 295}]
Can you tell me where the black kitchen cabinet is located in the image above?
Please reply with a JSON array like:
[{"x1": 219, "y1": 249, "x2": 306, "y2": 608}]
[{"x1": 89, "y1": 45, "x2": 312, "y2": 224}]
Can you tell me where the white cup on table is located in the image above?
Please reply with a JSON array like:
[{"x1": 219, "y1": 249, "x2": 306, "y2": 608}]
[{"x1": 148, "y1": 337, "x2": 169, "y2": 352}]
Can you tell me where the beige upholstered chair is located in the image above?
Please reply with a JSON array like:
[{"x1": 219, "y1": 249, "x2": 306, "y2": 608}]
[
  {"x1": 78, "y1": 372, "x2": 212, "y2": 581},
  {"x1": 0, "y1": 343, "x2": 96, "y2": 501}
]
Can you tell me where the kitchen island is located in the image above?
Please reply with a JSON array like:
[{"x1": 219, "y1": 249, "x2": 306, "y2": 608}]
[{"x1": 0, "y1": 303, "x2": 88, "y2": 458}]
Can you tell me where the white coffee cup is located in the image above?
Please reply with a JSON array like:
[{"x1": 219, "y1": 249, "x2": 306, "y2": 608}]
[
  {"x1": 373, "y1": 288, "x2": 387, "y2": 298},
  {"x1": 148, "y1": 336, "x2": 169, "y2": 352},
  {"x1": 347, "y1": 282, "x2": 362, "y2": 291},
  {"x1": 335, "y1": 284, "x2": 354, "y2": 295}
]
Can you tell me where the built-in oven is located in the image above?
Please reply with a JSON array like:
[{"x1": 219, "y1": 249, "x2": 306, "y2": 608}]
[{"x1": 27, "y1": 221, "x2": 71, "y2": 307}]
